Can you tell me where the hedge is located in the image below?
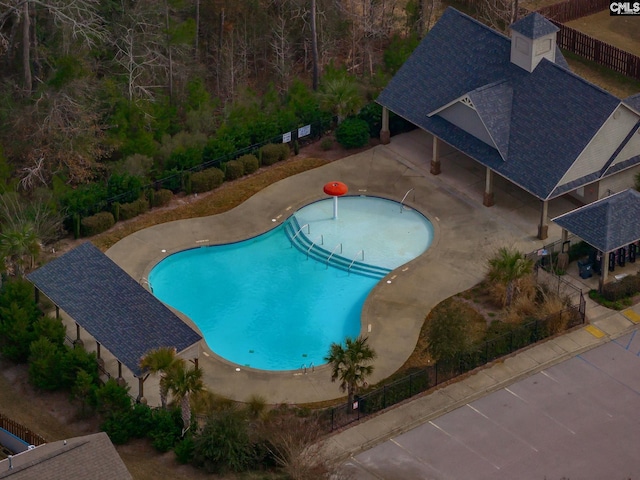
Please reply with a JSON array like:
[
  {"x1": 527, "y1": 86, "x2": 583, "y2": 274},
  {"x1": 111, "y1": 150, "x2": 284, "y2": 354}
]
[
  {"x1": 119, "y1": 197, "x2": 150, "y2": 221},
  {"x1": 148, "y1": 188, "x2": 173, "y2": 208},
  {"x1": 336, "y1": 117, "x2": 370, "y2": 149},
  {"x1": 81, "y1": 211, "x2": 115, "y2": 236},
  {"x1": 224, "y1": 160, "x2": 245, "y2": 181},
  {"x1": 260, "y1": 143, "x2": 289, "y2": 166},
  {"x1": 191, "y1": 168, "x2": 224, "y2": 193},
  {"x1": 238, "y1": 154, "x2": 259, "y2": 174},
  {"x1": 602, "y1": 273, "x2": 640, "y2": 302}
]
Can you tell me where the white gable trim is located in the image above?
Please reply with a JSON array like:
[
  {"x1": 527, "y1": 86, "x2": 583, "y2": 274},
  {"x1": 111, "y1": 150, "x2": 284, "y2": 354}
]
[{"x1": 428, "y1": 94, "x2": 476, "y2": 117}]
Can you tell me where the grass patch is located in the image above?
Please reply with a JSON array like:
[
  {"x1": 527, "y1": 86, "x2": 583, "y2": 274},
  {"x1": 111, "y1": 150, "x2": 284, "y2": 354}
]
[
  {"x1": 589, "y1": 289, "x2": 634, "y2": 310},
  {"x1": 563, "y1": 51, "x2": 640, "y2": 98}
]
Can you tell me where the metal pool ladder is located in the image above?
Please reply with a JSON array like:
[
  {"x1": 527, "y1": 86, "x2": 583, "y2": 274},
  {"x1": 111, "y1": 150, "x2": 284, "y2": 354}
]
[
  {"x1": 400, "y1": 188, "x2": 415, "y2": 212},
  {"x1": 326, "y1": 244, "x2": 343, "y2": 268},
  {"x1": 348, "y1": 250, "x2": 365, "y2": 275}
]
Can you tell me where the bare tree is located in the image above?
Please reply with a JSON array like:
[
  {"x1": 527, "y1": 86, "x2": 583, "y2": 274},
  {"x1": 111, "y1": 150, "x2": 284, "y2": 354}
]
[{"x1": 477, "y1": 0, "x2": 520, "y2": 32}]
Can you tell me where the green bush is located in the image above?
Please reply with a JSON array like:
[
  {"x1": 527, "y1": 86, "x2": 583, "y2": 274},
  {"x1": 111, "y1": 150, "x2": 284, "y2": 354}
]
[
  {"x1": 224, "y1": 160, "x2": 245, "y2": 181},
  {"x1": 149, "y1": 407, "x2": 183, "y2": 452},
  {"x1": 0, "y1": 279, "x2": 41, "y2": 362},
  {"x1": 95, "y1": 379, "x2": 132, "y2": 418},
  {"x1": 59, "y1": 344, "x2": 100, "y2": 390},
  {"x1": 81, "y1": 211, "x2": 115, "y2": 236},
  {"x1": 238, "y1": 154, "x2": 259, "y2": 174},
  {"x1": 383, "y1": 34, "x2": 419, "y2": 75},
  {"x1": 260, "y1": 143, "x2": 289, "y2": 166},
  {"x1": 175, "y1": 435, "x2": 195, "y2": 464},
  {"x1": 602, "y1": 273, "x2": 640, "y2": 302},
  {"x1": 107, "y1": 173, "x2": 143, "y2": 205},
  {"x1": 28, "y1": 337, "x2": 65, "y2": 390},
  {"x1": 357, "y1": 102, "x2": 383, "y2": 138},
  {"x1": 119, "y1": 197, "x2": 149, "y2": 221},
  {"x1": 336, "y1": 118, "x2": 370, "y2": 149},
  {"x1": 425, "y1": 299, "x2": 477, "y2": 362},
  {"x1": 635, "y1": 170, "x2": 640, "y2": 192},
  {"x1": 148, "y1": 188, "x2": 173, "y2": 208},
  {"x1": 191, "y1": 168, "x2": 224, "y2": 193},
  {"x1": 101, "y1": 410, "x2": 135, "y2": 445},
  {"x1": 320, "y1": 137, "x2": 333, "y2": 150}
]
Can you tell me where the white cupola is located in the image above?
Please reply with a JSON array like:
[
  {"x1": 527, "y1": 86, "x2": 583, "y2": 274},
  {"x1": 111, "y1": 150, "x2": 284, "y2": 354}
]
[{"x1": 509, "y1": 13, "x2": 559, "y2": 73}]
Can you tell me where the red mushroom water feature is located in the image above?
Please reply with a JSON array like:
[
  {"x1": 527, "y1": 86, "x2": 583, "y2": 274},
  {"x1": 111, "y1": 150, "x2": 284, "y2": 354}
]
[{"x1": 323, "y1": 181, "x2": 348, "y2": 219}]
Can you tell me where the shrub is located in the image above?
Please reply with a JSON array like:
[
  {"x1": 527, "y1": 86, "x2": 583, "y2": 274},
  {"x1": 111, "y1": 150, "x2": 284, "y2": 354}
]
[
  {"x1": 119, "y1": 197, "x2": 149, "y2": 221},
  {"x1": 238, "y1": 154, "x2": 259, "y2": 174},
  {"x1": 320, "y1": 137, "x2": 333, "y2": 151},
  {"x1": 95, "y1": 378, "x2": 132, "y2": 418},
  {"x1": 192, "y1": 409, "x2": 257, "y2": 474},
  {"x1": 149, "y1": 407, "x2": 183, "y2": 452},
  {"x1": 191, "y1": 168, "x2": 224, "y2": 193},
  {"x1": 81, "y1": 211, "x2": 115, "y2": 236},
  {"x1": 224, "y1": 160, "x2": 245, "y2": 181},
  {"x1": 59, "y1": 344, "x2": 100, "y2": 390},
  {"x1": 635, "y1": 170, "x2": 640, "y2": 192},
  {"x1": 602, "y1": 274, "x2": 640, "y2": 302},
  {"x1": 28, "y1": 337, "x2": 65, "y2": 390},
  {"x1": 101, "y1": 411, "x2": 134, "y2": 445},
  {"x1": 148, "y1": 188, "x2": 173, "y2": 208},
  {"x1": 260, "y1": 143, "x2": 289, "y2": 166},
  {"x1": 107, "y1": 173, "x2": 143, "y2": 204},
  {"x1": 336, "y1": 118, "x2": 370, "y2": 149},
  {"x1": 175, "y1": 436, "x2": 195, "y2": 464}
]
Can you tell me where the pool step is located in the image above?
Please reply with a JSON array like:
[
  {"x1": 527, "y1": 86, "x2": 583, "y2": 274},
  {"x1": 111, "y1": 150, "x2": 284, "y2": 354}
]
[{"x1": 284, "y1": 217, "x2": 391, "y2": 279}]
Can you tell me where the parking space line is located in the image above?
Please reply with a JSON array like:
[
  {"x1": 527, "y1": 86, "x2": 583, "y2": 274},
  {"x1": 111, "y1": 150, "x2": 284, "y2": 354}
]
[{"x1": 429, "y1": 421, "x2": 501, "y2": 470}]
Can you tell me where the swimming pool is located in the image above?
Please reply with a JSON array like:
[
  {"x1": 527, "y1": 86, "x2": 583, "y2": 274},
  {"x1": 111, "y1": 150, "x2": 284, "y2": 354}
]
[{"x1": 149, "y1": 196, "x2": 433, "y2": 371}]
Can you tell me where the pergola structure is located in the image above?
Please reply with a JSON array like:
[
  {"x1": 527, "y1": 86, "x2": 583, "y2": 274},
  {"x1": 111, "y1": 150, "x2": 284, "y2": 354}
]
[
  {"x1": 26, "y1": 242, "x2": 202, "y2": 402},
  {"x1": 552, "y1": 189, "x2": 640, "y2": 292}
]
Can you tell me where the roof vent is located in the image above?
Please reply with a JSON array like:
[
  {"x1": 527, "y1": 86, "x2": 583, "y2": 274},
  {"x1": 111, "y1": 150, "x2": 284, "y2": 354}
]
[{"x1": 509, "y1": 13, "x2": 559, "y2": 72}]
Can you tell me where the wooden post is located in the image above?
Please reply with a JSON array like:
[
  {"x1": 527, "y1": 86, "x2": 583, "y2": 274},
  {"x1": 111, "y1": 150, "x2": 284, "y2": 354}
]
[
  {"x1": 599, "y1": 251, "x2": 609, "y2": 293},
  {"x1": 537, "y1": 200, "x2": 549, "y2": 240},
  {"x1": 380, "y1": 107, "x2": 390, "y2": 144},
  {"x1": 431, "y1": 136, "x2": 441, "y2": 175},
  {"x1": 483, "y1": 167, "x2": 494, "y2": 207}
]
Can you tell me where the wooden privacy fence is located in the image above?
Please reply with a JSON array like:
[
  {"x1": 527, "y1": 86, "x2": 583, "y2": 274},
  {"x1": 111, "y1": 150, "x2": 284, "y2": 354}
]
[
  {"x1": 0, "y1": 413, "x2": 46, "y2": 447},
  {"x1": 553, "y1": 21, "x2": 640, "y2": 81},
  {"x1": 537, "y1": 0, "x2": 610, "y2": 22}
]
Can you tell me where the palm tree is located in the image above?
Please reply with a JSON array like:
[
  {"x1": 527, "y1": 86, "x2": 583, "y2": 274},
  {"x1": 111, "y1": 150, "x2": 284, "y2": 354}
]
[
  {"x1": 139, "y1": 346, "x2": 178, "y2": 409},
  {"x1": 0, "y1": 222, "x2": 41, "y2": 276},
  {"x1": 165, "y1": 358, "x2": 204, "y2": 434},
  {"x1": 324, "y1": 336, "x2": 376, "y2": 412},
  {"x1": 487, "y1": 247, "x2": 534, "y2": 307},
  {"x1": 318, "y1": 75, "x2": 364, "y2": 124}
]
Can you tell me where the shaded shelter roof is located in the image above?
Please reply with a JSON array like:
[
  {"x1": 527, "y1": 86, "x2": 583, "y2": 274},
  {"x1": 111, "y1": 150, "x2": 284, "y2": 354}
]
[
  {"x1": 552, "y1": 189, "x2": 640, "y2": 252},
  {"x1": 0, "y1": 432, "x2": 132, "y2": 479},
  {"x1": 376, "y1": 7, "x2": 628, "y2": 201},
  {"x1": 26, "y1": 242, "x2": 202, "y2": 376}
]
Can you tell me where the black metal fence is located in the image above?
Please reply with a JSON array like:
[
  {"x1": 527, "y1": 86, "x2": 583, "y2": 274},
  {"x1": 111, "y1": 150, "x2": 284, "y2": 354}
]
[{"x1": 320, "y1": 300, "x2": 585, "y2": 433}]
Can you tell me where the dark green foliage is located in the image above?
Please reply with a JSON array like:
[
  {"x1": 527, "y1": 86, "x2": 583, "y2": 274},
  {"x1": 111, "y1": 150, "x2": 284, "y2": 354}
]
[
  {"x1": 635, "y1": 171, "x2": 640, "y2": 192},
  {"x1": 191, "y1": 168, "x2": 224, "y2": 193},
  {"x1": 128, "y1": 403, "x2": 155, "y2": 439},
  {"x1": 107, "y1": 173, "x2": 143, "y2": 205},
  {"x1": 425, "y1": 299, "x2": 474, "y2": 362},
  {"x1": 159, "y1": 168, "x2": 183, "y2": 193},
  {"x1": 568, "y1": 241, "x2": 594, "y2": 263},
  {"x1": 95, "y1": 378, "x2": 132, "y2": 418},
  {"x1": 357, "y1": 102, "x2": 383, "y2": 138},
  {"x1": 174, "y1": 435, "x2": 195, "y2": 464},
  {"x1": 72, "y1": 369, "x2": 97, "y2": 417},
  {"x1": 60, "y1": 344, "x2": 100, "y2": 389},
  {"x1": 321, "y1": 138, "x2": 333, "y2": 150},
  {"x1": 101, "y1": 410, "x2": 135, "y2": 445},
  {"x1": 33, "y1": 316, "x2": 66, "y2": 348},
  {"x1": 148, "y1": 188, "x2": 173, "y2": 208},
  {"x1": 293, "y1": 140, "x2": 300, "y2": 155},
  {"x1": 165, "y1": 147, "x2": 204, "y2": 172},
  {"x1": 224, "y1": 160, "x2": 245, "y2": 181},
  {"x1": 149, "y1": 407, "x2": 183, "y2": 452},
  {"x1": 336, "y1": 118, "x2": 370, "y2": 149},
  {"x1": 192, "y1": 410, "x2": 257, "y2": 474},
  {"x1": 260, "y1": 144, "x2": 289, "y2": 166},
  {"x1": 202, "y1": 136, "x2": 237, "y2": 164},
  {"x1": 81, "y1": 211, "x2": 115, "y2": 236},
  {"x1": 383, "y1": 34, "x2": 419, "y2": 74},
  {"x1": 48, "y1": 56, "x2": 87, "y2": 89},
  {"x1": 28, "y1": 337, "x2": 65, "y2": 390},
  {"x1": 118, "y1": 197, "x2": 149, "y2": 221},
  {"x1": 238, "y1": 154, "x2": 259, "y2": 174},
  {"x1": 0, "y1": 280, "x2": 41, "y2": 362},
  {"x1": 59, "y1": 183, "x2": 109, "y2": 220}
]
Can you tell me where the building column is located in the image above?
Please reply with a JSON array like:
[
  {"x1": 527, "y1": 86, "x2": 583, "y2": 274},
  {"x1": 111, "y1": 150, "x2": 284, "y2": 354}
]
[
  {"x1": 557, "y1": 228, "x2": 570, "y2": 271},
  {"x1": 431, "y1": 135, "x2": 441, "y2": 175},
  {"x1": 380, "y1": 106, "x2": 390, "y2": 145},
  {"x1": 483, "y1": 167, "x2": 494, "y2": 207},
  {"x1": 599, "y1": 251, "x2": 609, "y2": 293},
  {"x1": 137, "y1": 376, "x2": 146, "y2": 404},
  {"x1": 74, "y1": 323, "x2": 83, "y2": 347},
  {"x1": 537, "y1": 200, "x2": 549, "y2": 240}
]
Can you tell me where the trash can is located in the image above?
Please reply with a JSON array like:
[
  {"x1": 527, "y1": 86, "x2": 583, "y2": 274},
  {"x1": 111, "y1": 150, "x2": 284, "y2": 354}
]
[{"x1": 578, "y1": 258, "x2": 593, "y2": 279}]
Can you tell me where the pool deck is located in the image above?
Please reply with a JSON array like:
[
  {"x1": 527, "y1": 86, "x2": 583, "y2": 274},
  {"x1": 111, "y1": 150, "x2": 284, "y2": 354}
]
[{"x1": 102, "y1": 129, "x2": 615, "y2": 406}]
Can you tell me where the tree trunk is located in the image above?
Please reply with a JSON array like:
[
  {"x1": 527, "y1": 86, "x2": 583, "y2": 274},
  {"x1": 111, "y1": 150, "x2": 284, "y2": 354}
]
[
  {"x1": 22, "y1": 1, "x2": 32, "y2": 93},
  {"x1": 311, "y1": 0, "x2": 319, "y2": 90},
  {"x1": 180, "y1": 393, "x2": 191, "y2": 433},
  {"x1": 164, "y1": 0, "x2": 174, "y2": 103}
]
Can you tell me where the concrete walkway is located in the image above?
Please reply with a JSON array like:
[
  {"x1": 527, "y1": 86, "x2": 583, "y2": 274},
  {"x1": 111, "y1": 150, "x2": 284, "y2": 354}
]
[{"x1": 100, "y1": 130, "x2": 639, "y2": 415}]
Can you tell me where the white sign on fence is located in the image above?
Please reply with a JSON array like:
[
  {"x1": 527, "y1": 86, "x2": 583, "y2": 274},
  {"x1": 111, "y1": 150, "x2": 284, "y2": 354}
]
[
  {"x1": 298, "y1": 124, "x2": 311, "y2": 138},
  {"x1": 282, "y1": 131, "x2": 292, "y2": 143}
]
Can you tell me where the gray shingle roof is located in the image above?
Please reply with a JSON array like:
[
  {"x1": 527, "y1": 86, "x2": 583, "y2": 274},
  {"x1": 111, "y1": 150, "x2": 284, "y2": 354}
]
[
  {"x1": 26, "y1": 242, "x2": 201, "y2": 376},
  {"x1": 0, "y1": 433, "x2": 132, "y2": 479},
  {"x1": 376, "y1": 7, "x2": 625, "y2": 201},
  {"x1": 624, "y1": 93, "x2": 640, "y2": 113},
  {"x1": 510, "y1": 12, "x2": 559, "y2": 39},
  {"x1": 552, "y1": 189, "x2": 640, "y2": 252}
]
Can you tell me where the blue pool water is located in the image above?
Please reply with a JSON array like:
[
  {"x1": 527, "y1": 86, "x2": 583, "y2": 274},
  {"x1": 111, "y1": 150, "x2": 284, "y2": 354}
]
[{"x1": 149, "y1": 196, "x2": 433, "y2": 371}]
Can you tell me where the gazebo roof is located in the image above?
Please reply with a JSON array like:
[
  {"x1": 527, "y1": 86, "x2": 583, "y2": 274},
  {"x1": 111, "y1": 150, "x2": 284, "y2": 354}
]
[
  {"x1": 552, "y1": 189, "x2": 640, "y2": 252},
  {"x1": 27, "y1": 242, "x2": 202, "y2": 376}
]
